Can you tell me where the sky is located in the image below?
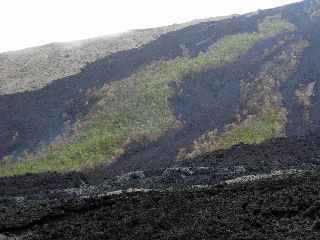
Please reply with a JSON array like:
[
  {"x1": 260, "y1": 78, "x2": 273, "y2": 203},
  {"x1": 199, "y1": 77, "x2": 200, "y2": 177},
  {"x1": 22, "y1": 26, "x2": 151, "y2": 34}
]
[{"x1": 0, "y1": 0, "x2": 302, "y2": 53}]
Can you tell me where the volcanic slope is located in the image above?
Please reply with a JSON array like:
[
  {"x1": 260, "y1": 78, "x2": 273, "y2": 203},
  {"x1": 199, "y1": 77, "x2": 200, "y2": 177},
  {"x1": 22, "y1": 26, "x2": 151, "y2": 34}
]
[{"x1": 2, "y1": 0, "x2": 320, "y2": 177}]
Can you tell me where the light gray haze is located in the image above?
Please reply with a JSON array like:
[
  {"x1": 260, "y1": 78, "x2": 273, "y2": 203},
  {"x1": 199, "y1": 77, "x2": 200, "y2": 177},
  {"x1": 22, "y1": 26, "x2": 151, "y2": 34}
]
[{"x1": 0, "y1": 0, "x2": 302, "y2": 53}]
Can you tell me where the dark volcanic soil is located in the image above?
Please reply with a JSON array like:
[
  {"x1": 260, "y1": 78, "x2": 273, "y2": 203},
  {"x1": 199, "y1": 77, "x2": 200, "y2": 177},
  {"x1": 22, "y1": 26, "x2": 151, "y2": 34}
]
[
  {"x1": 0, "y1": 172, "x2": 87, "y2": 197},
  {"x1": 2, "y1": 172, "x2": 320, "y2": 239},
  {"x1": 179, "y1": 134, "x2": 320, "y2": 171},
  {"x1": 0, "y1": 135, "x2": 320, "y2": 239},
  {"x1": 90, "y1": 133, "x2": 320, "y2": 182}
]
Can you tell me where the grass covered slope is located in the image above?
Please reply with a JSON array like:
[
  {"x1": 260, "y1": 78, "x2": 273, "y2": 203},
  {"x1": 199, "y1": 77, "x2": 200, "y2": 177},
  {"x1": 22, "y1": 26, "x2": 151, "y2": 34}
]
[{"x1": 0, "y1": 15, "x2": 296, "y2": 176}]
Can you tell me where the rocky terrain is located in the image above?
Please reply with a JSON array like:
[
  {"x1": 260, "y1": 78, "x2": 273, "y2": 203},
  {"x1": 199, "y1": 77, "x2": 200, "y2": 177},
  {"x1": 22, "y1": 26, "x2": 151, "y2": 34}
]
[
  {"x1": 4, "y1": 174, "x2": 320, "y2": 240},
  {"x1": 0, "y1": 133, "x2": 320, "y2": 239},
  {"x1": 3, "y1": 0, "x2": 320, "y2": 239}
]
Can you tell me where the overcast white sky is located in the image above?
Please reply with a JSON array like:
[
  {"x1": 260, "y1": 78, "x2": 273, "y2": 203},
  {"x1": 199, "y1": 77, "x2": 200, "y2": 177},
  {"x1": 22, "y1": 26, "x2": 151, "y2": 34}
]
[{"x1": 0, "y1": 0, "x2": 302, "y2": 53}]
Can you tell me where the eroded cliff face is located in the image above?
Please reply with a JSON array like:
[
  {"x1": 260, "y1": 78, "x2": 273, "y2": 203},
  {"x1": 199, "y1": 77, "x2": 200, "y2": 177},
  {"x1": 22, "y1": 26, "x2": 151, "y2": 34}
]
[{"x1": 1, "y1": 0, "x2": 320, "y2": 176}]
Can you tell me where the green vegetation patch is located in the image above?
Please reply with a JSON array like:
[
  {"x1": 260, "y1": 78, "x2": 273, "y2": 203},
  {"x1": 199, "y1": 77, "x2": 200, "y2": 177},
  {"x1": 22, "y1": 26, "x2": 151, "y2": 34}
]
[
  {"x1": 181, "y1": 40, "x2": 309, "y2": 160},
  {"x1": 0, "y1": 15, "x2": 296, "y2": 176},
  {"x1": 180, "y1": 107, "x2": 285, "y2": 160},
  {"x1": 213, "y1": 108, "x2": 285, "y2": 149},
  {"x1": 179, "y1": 107, "x2": 286, "y2": 160}
]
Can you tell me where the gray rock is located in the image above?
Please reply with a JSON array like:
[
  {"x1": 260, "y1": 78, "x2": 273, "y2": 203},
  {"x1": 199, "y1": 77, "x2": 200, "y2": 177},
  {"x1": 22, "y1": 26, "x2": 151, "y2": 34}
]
[
  {"x1": 0, "y1": 234, "x2": 9, "y2": 240},
  {"x1": 312, "y1": 219, "x2": 320, "y2": 231},
  {"x1": 162, "y1": 168, "x2": 194, "y2": 177},
  {"x1": 234, "y1": 166, "x2": 247, "y2": 174},
  {"x1": 161, "y1": 168, "x2": 194, "y2": 183},
  {"x1": 117, "y1": 171, "x2": 146, "y2": 183}
]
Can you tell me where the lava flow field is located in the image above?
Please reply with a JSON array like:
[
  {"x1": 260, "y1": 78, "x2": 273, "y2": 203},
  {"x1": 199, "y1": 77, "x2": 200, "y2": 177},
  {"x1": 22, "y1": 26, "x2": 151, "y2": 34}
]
[{"x1": 1, "y1": 172, "x2": 320, "y2": 239}]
